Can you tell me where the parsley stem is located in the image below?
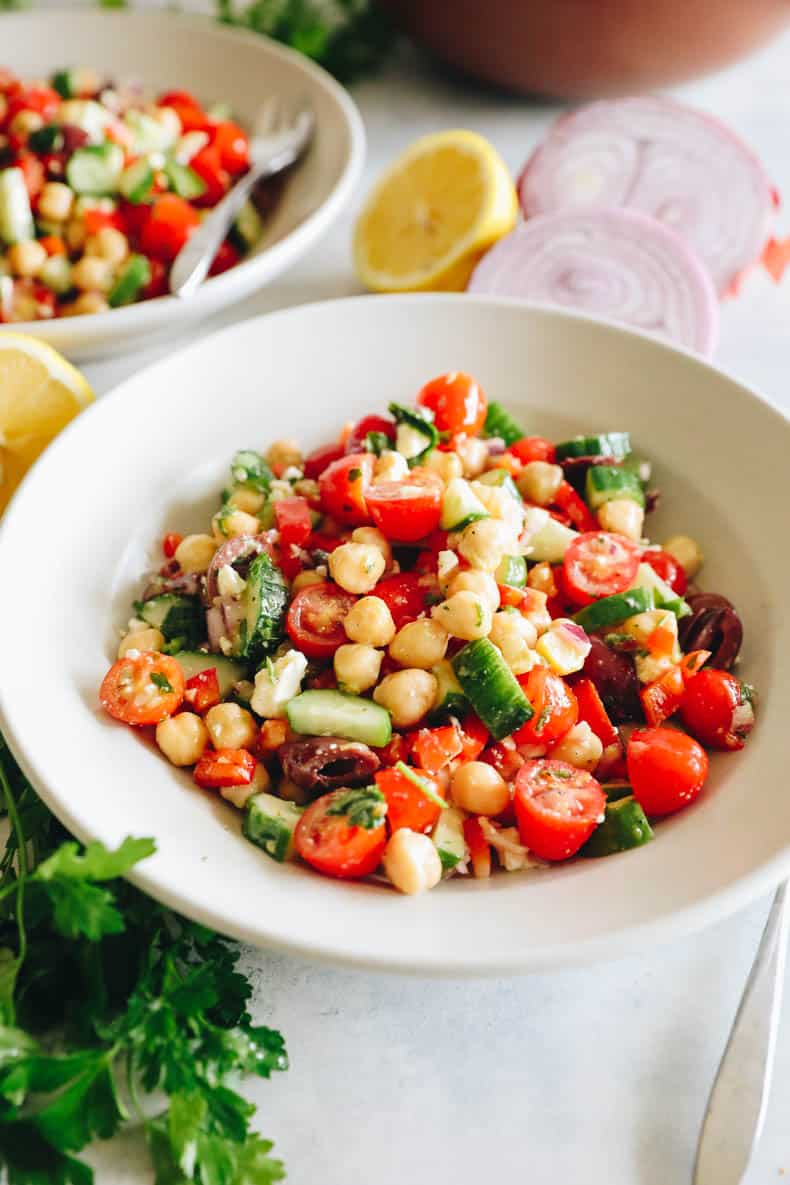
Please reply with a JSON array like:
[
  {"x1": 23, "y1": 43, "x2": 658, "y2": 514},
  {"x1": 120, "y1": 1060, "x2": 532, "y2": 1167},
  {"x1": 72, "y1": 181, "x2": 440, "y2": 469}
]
[{"x1": 0, "y1": 749, "x2": 28, "y2": 1019}]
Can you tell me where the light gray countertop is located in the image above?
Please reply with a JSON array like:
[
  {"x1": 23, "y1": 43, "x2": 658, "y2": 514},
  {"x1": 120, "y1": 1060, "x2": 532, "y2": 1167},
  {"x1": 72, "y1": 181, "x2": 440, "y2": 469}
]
[{"x1": 83, "y1": 30, "x2": 790, "y2": 1184}]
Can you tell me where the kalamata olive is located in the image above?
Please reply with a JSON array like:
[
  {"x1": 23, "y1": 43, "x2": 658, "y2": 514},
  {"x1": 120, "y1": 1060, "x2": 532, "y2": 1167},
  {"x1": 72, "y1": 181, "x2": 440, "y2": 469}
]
[
  {"x1": 573, "y1": 635, "x2": 642, "y2": 723},
  {"x1": 279, "y1": 737, "x2": 381, "y2": 795},
  {"x1": 678, "y1": 593, "x2": 743, "y2": 670},
  {"x1": 60, "y1": 124, "x2": 90, "y2": 154}
]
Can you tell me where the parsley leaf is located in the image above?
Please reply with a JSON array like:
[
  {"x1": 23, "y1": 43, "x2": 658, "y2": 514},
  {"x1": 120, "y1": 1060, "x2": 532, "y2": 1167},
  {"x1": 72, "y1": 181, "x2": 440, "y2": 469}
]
[
  {"x1": 151, "y1": 672, "x2": 174, "y2": 693},
  {"x1": 326, "y1": 785, "x2": 386, "y2": 829}
]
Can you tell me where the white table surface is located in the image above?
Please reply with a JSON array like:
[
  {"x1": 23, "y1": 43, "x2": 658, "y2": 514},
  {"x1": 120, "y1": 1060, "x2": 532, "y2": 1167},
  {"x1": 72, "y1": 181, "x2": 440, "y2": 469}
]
[{"x1": 83, "y1": 30, "x2": 790, "y2": 1185}]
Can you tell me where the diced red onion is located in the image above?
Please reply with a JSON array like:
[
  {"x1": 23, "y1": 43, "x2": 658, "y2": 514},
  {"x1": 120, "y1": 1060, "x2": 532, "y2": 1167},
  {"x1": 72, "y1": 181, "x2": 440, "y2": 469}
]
[
  {"x1": 468, "y1": 208, "x2": 718, "y2": 356},
  {"x1": 518, "y1": 96, "x2": 773, "y2": 296},
  {"x1": 206, "y1": 606, "x2": 226, "y2": 652},
  {"x1": 485, "y1": 437, "x2": 506, "y2": 456},
  {"x1": 205, "y1": 532, "x2": 275, "y2": 603}
]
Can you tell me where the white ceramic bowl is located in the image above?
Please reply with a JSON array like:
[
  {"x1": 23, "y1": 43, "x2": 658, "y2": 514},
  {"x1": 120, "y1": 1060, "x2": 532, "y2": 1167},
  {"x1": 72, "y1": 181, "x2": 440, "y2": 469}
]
[
  {"x1": 1, "y1": 295, "x2": 787, "y2": 974},
  {"x1": 0, "y1": 10, "x2": 364, "y2": 361}
]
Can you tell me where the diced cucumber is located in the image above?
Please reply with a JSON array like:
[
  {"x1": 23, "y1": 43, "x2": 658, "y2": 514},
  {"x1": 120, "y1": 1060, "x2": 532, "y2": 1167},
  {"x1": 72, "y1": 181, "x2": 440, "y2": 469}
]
[
  {"x1": 524, "y1": 506, "x2": 578, "y2": 563},
  {"x1": 231, "y1": 200, "x2": 264, "y2": 251},
  {"x1": 0, "y1": 169, "x2": 34, "y2": 245},
  {"x1": 483, "y1": 401, "x2": 524, "y2": 446},
  {"x1": 287, "y1": 689, "x2": 393, "y2": 747},
  {"x1": 239, "y1": 553, "x2": 288, "y2": 659},
  {"x1": 428, "y1": 659, "x2": 469, "y2": 723},
  {"x1": 585, "y1": 465, "x2": 645, "y2": 510},
  {"x1": 173, "y1": 651, "x2": 249, "y2": 697},
  {"x1": 495, "y1": 554, "x2": 527, "y2": 588},
  {"x1": 135, "y1": 594, "x2": 204, "y2": 645},
  {"x1": 66, "y1": 144, "x2": 124, "y2": 195},
  {"x1": 602, "y1": 782, "x2": 633, "y2": 803},
  {"x1": 389, "y1": 402, "x2": 439, "y2": 466},
  {"x1": 119, "y1": 158, "x2": 154, "y2": 204},
  {"x1": 124, "y1": 108, "x2": 178, "y2": 153},
  {"x1": 475, "y1": 467, "x2": 521, "y2": 501},
  {"x1": 56, "y1": 100, "x2": 111, "y2": 141},
  {"x1": 230, "y1": 449, "x2": 273, "y2": 493},
  {"x1": 165, "y1": 158, "x2": 206, "y2": 200},
  {"x1": 28, "y1": 125, "x2": 63, "y2": 154},
  {"x1": 52, "y1": 69, "x2": 78, "y2": 99},
  {"x1": 432, "y1": 806, "x2": 467, "y2": 870},
  {"x1": 555, "y1": 433, "x2": 631, "y2": 462},
  {"x1": 109, "y1": 254, "x2": 151, "y2": 308},
  {"x1": 582, "y1": 796, "x2": 654, "y2": 858},
  {"x1": 573, "y1": 588, "x2": 654, "y2": 633},
  {"x1": 452, "y1": 638, "x2": 533, "y2": 740},
  {"x1": 440, "y1": 477, "x2": 489, "y2": 531},
  {"x1": 243, "y1": 793, "x2": 302, "y2": 862},
  {"x1": 38, "y1": 254, "x2": 72, "y2": 295},
  {"x1": 630, "y1": 562, "x2": 691, "y2": 618}
]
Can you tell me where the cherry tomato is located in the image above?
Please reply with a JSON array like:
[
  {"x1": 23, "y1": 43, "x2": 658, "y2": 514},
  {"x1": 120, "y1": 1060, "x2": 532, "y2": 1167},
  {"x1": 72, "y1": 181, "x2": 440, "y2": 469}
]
[
  {"x1": 118, "y1": 198, "x2": 152, "y2": 244},
  {"x1": 286, "y1": 582, "x2": 357, "y2": 659},
  {"x1": 366, "y1": 468, "x2": 443, "y2": 543},
  {"x1": 642, "y1": 549, "x2": 688, "y2": 595},
  {"x1": 100, "y1": 651, "x2": 185, "y2": 726},
  {"x1": 294, "y1": 788, "x2": 387, "y2": 879},
  {"x1": 680, "y1": 669, "x2": 755, "y2": 751},
  {"x1": 184, "y1": 668, "x2": 221, "y2": 714},
  {"x1": 158, "y1": 92, "x2": 211, "y2": 133},
  {"x1": 571, "y1": 678, "x2": 618, "y2": 747},
  {"x1": 417, "y1": 371, "x2": 487, "y2": 436},
  {"x1": 553, "y1": 481, "x2": 598, "y2": 532},
  {"x1": 194, "y1": 748, "x2": 256, "y2": 789},
  {"x1": 457, "y1": 714, "x2": 490, "y2": 761},
  {"x1": 371, "y1": 573, "x2": 427, "y2": 628},
  {"x1": 318, "y1": 452, "x2": 374, "y2": 526},
  {"x1": 0, "y1": 69, "x2": 20, "y2": 97},
  {"x1": 83, "y1": 209, "x2": 125, "y2": 236},
  {"x1": 158, "y1": 88, "x2": 201, "y2": 108},
  {"x1": 191, "y1": 145, "x2": 230, "y2": 207},
  {"x1": 304, "y1": 441, "x2": 345, "y2": 481},
  {"x1": 514, "y1": 759, "x2": 606, "y2": 861},
  {"x1": 562, "y1": 531, "x2": 641, "y2": 606},
  {"x1": 140, "y1": 195, "x2": 200, "y2": 263},
  {"x1": 162, "y1": 532, "x2": 182, "y2": 559},
  {"x1": 375, "y1": 767, "x2": 442, "y2": 834},
  {"x1": 141, "y1": 257, "x2": 169, "y2": 300},
  {"x1": 410, "y1": 725, "x2": 462, "y2": 774},
  {"x1": 7, "y1": 85, "x2": 60, "y2": 123},
  {"x1": 344, "y1": 414, "x2": 396, "y2": 455},
  {"x1": 507, "y1": 436, "x2": 556, "y2": 465},
  {"x1": 209, "y1": 239, "x2": 241, "y2": 277},
  {"x1": 513, "y1": 668, "x2": 578, "y2": 747},
  {"x1": 640, "y1": 665, "x2": 685, "y2": 728},
  {"x1": 627, "y1": 727, "x2": 709, "y2": 817},
  {"x1": 212, "y1": 120, "x2": 251, "y2": 175}
]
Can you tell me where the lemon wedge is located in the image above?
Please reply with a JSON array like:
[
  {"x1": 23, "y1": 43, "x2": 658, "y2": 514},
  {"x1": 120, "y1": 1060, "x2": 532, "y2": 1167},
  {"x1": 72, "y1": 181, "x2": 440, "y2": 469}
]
[
  {"x1": 0, "y1": 333, "x2": 94, "y2": 514},
  {"x1": 353, "y1": 129, "x2": 518, "y2": 293}
]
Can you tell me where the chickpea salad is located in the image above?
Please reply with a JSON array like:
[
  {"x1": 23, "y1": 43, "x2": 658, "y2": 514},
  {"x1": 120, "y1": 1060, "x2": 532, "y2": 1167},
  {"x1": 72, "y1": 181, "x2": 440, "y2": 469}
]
[
  {"x1": 0, "y1": 66, "x2": 269, "y2": 321},
  {"x1": 99, "y1": 373, "x2": 756, "y2": 894}
]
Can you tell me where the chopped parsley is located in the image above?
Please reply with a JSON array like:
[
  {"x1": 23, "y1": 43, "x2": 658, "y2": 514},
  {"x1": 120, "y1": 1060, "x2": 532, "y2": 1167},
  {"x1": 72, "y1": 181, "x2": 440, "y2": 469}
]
[
  {"x1": 348, "y1": 467, "x2": 362, "y2": 483},
  {"x1": 150, "y1": 671, "x2": 173, "y2": 693},
  {"x1": 365, "y1": 431, "x2": 390, "y2": 456},
  {"x1": 395, "y1": 761, "x2": 449, "y2": 808},
  {"x1": 326, "y1": 785, "x2": 386, "y2": 830}
]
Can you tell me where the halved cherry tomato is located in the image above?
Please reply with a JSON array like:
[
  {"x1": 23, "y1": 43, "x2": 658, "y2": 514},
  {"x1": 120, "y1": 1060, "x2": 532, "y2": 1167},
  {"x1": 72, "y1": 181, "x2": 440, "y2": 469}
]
[
  {"x1": 83, "y1": 209, "x2": 126, "y2": 236},
  {"x1": 679, "y1": 650, "x2": 711, "y2": 681},
  {"x1": 7, "y1": 85, "x2": 60, "y2": 123},
  {"x1": 513, "y1": 668, "x2": 578, "y2": 747},
  {"x1": 158, "y1": 88, "x2": 201, "y2": 108},
  {"x1": 481, "y1": 739, "x2": 525, "y2": 781},
  {"x1": 457, "y1": 714, "x2": 489, "y2": 761},
  {"x1": 372, "y1": 573, "x2": 427, "y2": 628},
  {"x1": 412, "y1": 528, "x2": 448, "y2": 574},
  {"x1": 275, "y1": 497, "x2": 312, "y2": 550},
  {"x1": 410, "y1": 725, "x2": 463, "y2": 774},
  {"x1": 627, "y1": 726, "x2": 708, "y2": 817},
  {"x1": 375, "y1": 767, "x2": 442, "y2": 834},
  {"x1": 286, "y1": 582, "x2": 357, "y2": 659},
  {"x1": 680, "y1": 669, "x2": 755, "y2": 751},
  {"x1": 318, "y1": 452, "x2": 374, "y2": 526},
  {"x1": 140, "y1": 194, "x2": 200, "y2": 262},
  {"x1": 305, "y1": 531, "x2": 345, "y2": 554},
  {"x1": 464, "y1": 816, "x2": 492, "y2": 877},
  {"x1": 141, "y1": 257, "x2": 169, "y2": 300},
  {"x1": 640, "y1": 665, "x2": 685, "y2": 728},
  {"x1": 194, "y1": 747, "x2": 256, "y2": 789},
  {"x1": 191, "y1": 145, "x2": 230, "y2": 207},
  {"x1": 184, "y1": 668, "x2": 221, "y2": 714},
  {"x1": 162, "y1": 532, "x2": 183, "y2": 559},
  {"x1": 294, "y1": 788, "x2": 388, "y2": 879},
  {"x1": 417, "y1": 372, "x2": 487, "y2": 436},
  {"x1": 38, "y1": 234, "x2": 66, "y2": 256},
  {"x1": 571, "y1": 678, "x2": 618, "y2": 747},
  {"x1": 507, "y1": 436, "x2": 556, "y2": 465},
  {"x1": 100, "y1": 651, "x2": 185, "y2": 726},
  {"x1": 562, "y1": 531, "x2": 641, "y2": 606},
  {"x1": 642, "y1": 549, "x2": 688, "y2": 596},
  {"x1": 158, "y1": 92, "x2": 210, "y2": 133},
  {"x1": 552, "y1": 481, "x2": 598, "y2": 532},
  {"x1": 514, "y1": 758, "x2": 606, "y2": 861},
  {"x1": 304, "y1": 441, "x2": 345, "y2": 481},
  {"x1": 212, "y1": 120, "x2": 250, "y2": 175},
  {"x1": 366, "y1": 468, "x2": 442, "y2": 543},
  {"x1": 344, "y1": 414, "x2": 396, "y2": 455},
  {"x1": 209, "y1": 239, "x2": 241, "y2": 277}
]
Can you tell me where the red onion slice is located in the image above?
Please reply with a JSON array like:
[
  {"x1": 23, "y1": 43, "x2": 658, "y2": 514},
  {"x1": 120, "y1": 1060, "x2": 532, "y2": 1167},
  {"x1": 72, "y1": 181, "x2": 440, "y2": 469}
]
[
  {"x1": 518, "y1": 97, "x2": 773, "y2": 296},
  {"x1": 468, "y1": 208, "x2": 718, "y2": 356}
]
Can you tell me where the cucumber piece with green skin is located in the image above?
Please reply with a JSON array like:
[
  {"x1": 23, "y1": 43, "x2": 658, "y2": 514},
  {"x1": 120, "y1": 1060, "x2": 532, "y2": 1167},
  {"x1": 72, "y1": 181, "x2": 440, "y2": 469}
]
[
  {"x1": 573, "y1": 588, "x2": 654, "y2": 633},
  {"x1": 440, "y1": 478, "x2": 489, "y2": 531},
  {"x1": 432, "y1": 806, "x2": 467, "y2": 870},
  {"x1": 119, "y1": 158, "x2": 154, "y2": 204},
  {"x1": 495, "y1": 554, "x2": 527, "y2": 588},
  {"x1": 483, "y1": 401, "x2": 524, "y2": 446},
  {"x1": 238, "y1": 552, "x2": 288, "y2": 660},
  {"x1": 231, "y1": 200, "x2": 264, "y2": 252},
  {"x1": 389, "y1": 402, "x2": 439, "y2": 465},
  {"x1": 286, "y1": 689, "x2": 392, "y2": 747},
  {"x1": 124, "y1": 109, "x2": 177, "y2": 153},
  {"x1": 164, "y1": 158, "x2": 206, "y2": 201},
  {"x1": 428, "y1": 659, "x2": 469, "y2": 724},
  {"x1": 243, "y1": 793, "x2": 303, "y2": 862},
  {"x1": 173, "y1": 651, "x2": 249, "y2": 697},
  {"x1": 630, "y1": 562, "x2": 691, "y2": 618},
  {"x1": 524, "y1": 506, "x2": 578, "y2": 563},
  {"x1": 51, "y1": 69, "x2": 78, "y2": 99},
  {"x1": 476, "y1": 467, "x2": 521, "y2": 501},
  {"x1": 0, "y1": 169, "x2": 34, "y2": 245},
  {"x1": 109, "y1": 254, "x2": 151, "y2": 308},
  {"x1": 602, "y1": 782, "x2": 633, "y2": 803},
  {"x1": 230, "y1": 449, "x2": 273, "y2": 493},
  {"x1": 585, "y1": 465, "x2": 646, "y2": 510},
  {"x1": 28, "y1": 125, "x2": 63, "y2": 154},
  {"x1": 582, "y1": 796, "x2": 653, "y2": 857},
  {"x1": 66, "y1": 144, "x2": 124, "y2": 195},
  {"x1": 452, "y1": 638, "x2": 533, "y2": 740},
  {"x1": 135, "y1": 594, "x2": 204, "y2": 645},
  {"x1": 555, "y1": 433, "x2": 631, "y2": 462}
]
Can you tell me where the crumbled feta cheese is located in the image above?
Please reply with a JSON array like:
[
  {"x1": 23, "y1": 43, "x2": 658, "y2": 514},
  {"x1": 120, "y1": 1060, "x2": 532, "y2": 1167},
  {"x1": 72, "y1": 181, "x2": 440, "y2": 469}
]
[
  {"x1": 218, "y1": 636, "x2": 233, "y2": 656},
  {"x1": 217, "y1": 564, "x2": 246, "y2": 599},
  {"x1": 395, "y1": 422, "x2": 428, "y2": 460},
  {"x1": 269, "y1": 479, "x2": 293, "y2": 502},
  {"x1": 251, "y1": 650, "x2": 308, "y2": 719},
  {"x1": 281, "y1": 466, "x2": 304, "y2": 481}
]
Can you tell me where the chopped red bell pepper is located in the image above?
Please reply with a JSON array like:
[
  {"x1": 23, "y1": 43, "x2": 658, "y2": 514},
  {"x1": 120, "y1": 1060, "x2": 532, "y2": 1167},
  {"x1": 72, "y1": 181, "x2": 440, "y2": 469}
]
[
  {"x1": 194, "y1": 747, "x2": 256, "y2": 789},
  {"x1": 375, "y1": 767, "x2": 441, "y2": 834},
  {"x1": 640, "y1": 664, "x2": 685, "y2": 727},
  {"x1": 162, "y1": 532, "x2": 183, "y2": 559},
  {"x1": 274, "y1": 496, "x2": 312, "y2": 550},
  {"x1": 410, "y1": 724, "x2": 463, "y2": 774},
  {"x1": 572, "y1": 678, "x2": 619, "y2": 747},
  {"x1": 184, "y1": 667, "x2": 221, "y2": 714},
  {"x1": 464, "y1": 817, "x2": 491, "y2": 878},
  {"x1": 679, "y1": 649, "x2": 712, "y2": 681},
  {"x1": 507, "y1": 436, "x2": 556, "y2": 465},
  {"x1": 457, "y1": 714, "x2": 489, "y2": 761},
  {"x1": 497, "y1": 583, "x2": 525, "y2": 607},
  {"x1": 552, "y1": 481, "x2": 598, "y2": 532}
]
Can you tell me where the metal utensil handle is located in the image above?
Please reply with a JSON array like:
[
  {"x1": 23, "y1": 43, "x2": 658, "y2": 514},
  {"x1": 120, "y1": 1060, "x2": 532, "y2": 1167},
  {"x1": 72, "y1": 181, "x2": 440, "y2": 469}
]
[{"x1": 693, "y1": 881, "x2": 789, "y2": 1185}]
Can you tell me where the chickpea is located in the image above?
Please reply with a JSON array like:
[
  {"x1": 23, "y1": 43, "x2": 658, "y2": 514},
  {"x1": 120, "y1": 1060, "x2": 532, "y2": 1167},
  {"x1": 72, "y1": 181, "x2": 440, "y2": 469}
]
[
  {"x1": 65, "y1": 218, "x2": 86, "y2": 253},
  {"x1": 60, "y1": 291, "x2": 109, "y2": 317},
  {"x1": 549, "y1": 722, "x2": 603, "y2": 773},
  {"x1": 37, "y1": 181, "x2": 74, "y2": 223},
  {"x1": 447, "y1": 569, "x2": 500, "y2": 614},
  {"x1": 373, "y1": 449, "x2": 409, "y2": 483},
  {"x1": 351, "y1": 525, "x2": 392, "y2": 568},
  {"x1": 221, "y1": 762, "x2": 270, "y2": 808},
  {"x1": 663, "y1": 534, "x2": 704, "y2": 580},
  {"x1": 328, "y1": 542, "x2": 386, "y2": 594},
  {"x1": 383, "y1": 829, "x2": 442, "y2": 895},
  {"x1": 457, "y1": 517, "x2": 517, "y2": 571},
  {"x1": 71, "y1": 255, "x2": 114, "y2": 294},
  {"x1": 212, "y1": 507, "x2": 260, "y2": 541},
  {"x1": 517, "y1": 461, "x2": 564, "y2": 506},
  {"x1": 174, "y1": 533, "x2": 217, "y2": 575},
  {"x1": 374, "y1": 669, "x2": 437, "y2": 729},
  {"x1": 389, "y1": 618, "x2": 448, "y2": 669},
  {"x1": 118, "y1": 627, "x2": 164, "y2": 658},
  {"x1": 344, "y1": 596, "x2": 396, "y2": 646},
  {"x1": 597, "y1": 499, "x2": 644, "y2": 542},
  {"x1": 334, "y1": 643, "x2": 382, "y2": 693},
  {"x1": 227, "y1": 487, "x2": 265, "y2": 515},
  {"x1": 425, "y1": 448, "x2": 463, "y2": 484},
  {"x1": 489, "y1": 610, "x2": 539, "y2": 675},
  {"x1": 470, "y1": 482, "x2": 524, "y2": 533},
  {"x1": 451, "y1": 762, "x2": 510, "y2": 816},
  {"x1": 85, "y1": 226, "x2": 129, "y2": 267},
  {"x1": 527, "y1": 562, "x2": 557, "y2": 598},
  {"x1": 455, "y1": 436, "x2": 488, "y2": 478},
  {"x1": 520, "y1": 588, "x2": 553, "y2": 636},
  {"x1": 7, "y1": 239, "x2": 47, "y2": 279},
  {"x1": 437, "y1": 549, "x2": 460, "y2": 594},
  {"x1": 156, "y1": 713, "x2": 209, "y2": 767},
  {"x1": 205, "y1": 703, "x2": 258, "y2": 751},
  {"x1": 431, "y1": 591, "x2": 492, "y2": 641},
  {"x1": 9, "y1": 109, "x2": 44, "y2": 138},
  {"x1": 292, "y1": 569, "x2": 325, "y2": 592},
  {"x1": 265, "y1": 439, "x2": 302, "y2": 472}
]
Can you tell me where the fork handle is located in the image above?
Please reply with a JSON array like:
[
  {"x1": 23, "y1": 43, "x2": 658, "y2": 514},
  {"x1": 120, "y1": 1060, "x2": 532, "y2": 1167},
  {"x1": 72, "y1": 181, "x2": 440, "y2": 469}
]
[{"x1": 693, "y1": 881, "x2": 789, "y2": 1185}]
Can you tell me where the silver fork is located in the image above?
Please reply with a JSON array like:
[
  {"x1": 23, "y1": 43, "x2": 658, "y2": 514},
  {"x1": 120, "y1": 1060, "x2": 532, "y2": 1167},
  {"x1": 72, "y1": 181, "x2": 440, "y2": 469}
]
[{"x1": 169, "y1": 97, "x2": 315, "y2": 299}]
